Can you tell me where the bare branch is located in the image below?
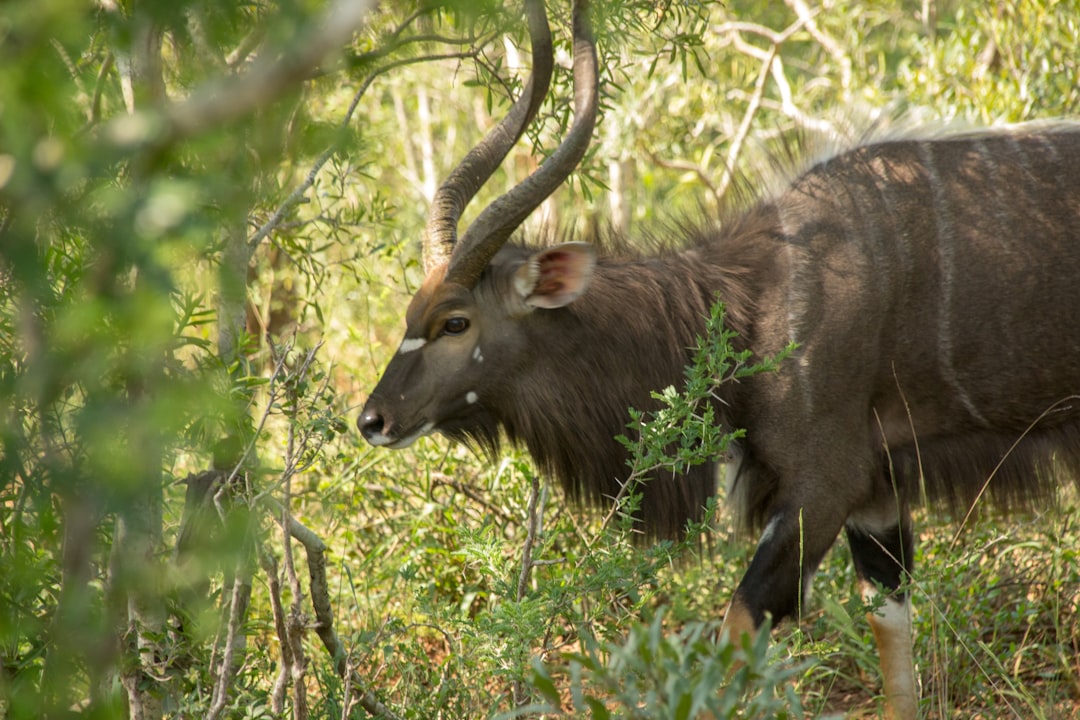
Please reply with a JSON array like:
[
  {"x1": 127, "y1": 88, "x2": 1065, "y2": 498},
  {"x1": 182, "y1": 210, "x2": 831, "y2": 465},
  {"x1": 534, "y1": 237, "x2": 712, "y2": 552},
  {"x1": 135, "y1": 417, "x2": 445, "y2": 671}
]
[
  {"x1": 207, "y1": 566, "x2": 253, "y2": 720},
  {"x1": 279, "y1": 349, "x2": 313, "y2": 720},
  {"x1": 87, "y1": 53, "x2": 115, "y2": 129},
  {"x1": 717, "y1": 15, "x2": 839, "y2": 136},
  {"x1": 226, "y1": 26, "x2": 267, "y2": 69},
  {"x1": 246, "y1": 46, "x2": 485, "y2": 251},
  {"x1": 784, "y1": 0, "x2": 852, "y2": 91},
  {"x1": 715, "y1": 43, "x2": 777, "y2": 203},
  {"x1": 102, "y1": 0, "x2": 377, "y2": 151},
  {"x1": 261, "y1": 493, "x2": 403, "y2": 720},
  {"x1": 185, "y1": 8, "x2": 227, "y2": 71},
  {"x1": 516, "y1": 474, "x2": 543, "y2": 601},
  {"x1": 649, "y1": 152, "x2": 722, "y2": 206},
  {"x1": 171, "y1": 0, "x2": 373, "y2": 135},
  {"x1": 246, "y1": 338, "x2": 401, "y2": 719},
  {"x1": 713, "y1": 16, "x2": 808, "y2": 203},
  {"x1": 261, "y1": 551, "x2": 292, "y2": 715}
]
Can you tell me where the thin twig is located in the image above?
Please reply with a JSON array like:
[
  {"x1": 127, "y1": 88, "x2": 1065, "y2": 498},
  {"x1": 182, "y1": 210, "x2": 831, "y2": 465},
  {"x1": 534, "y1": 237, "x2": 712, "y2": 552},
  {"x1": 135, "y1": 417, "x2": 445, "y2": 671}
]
[
  {"x1": 714, "y1": 40, "x2": 777, "y2": 203},
  {"x1": 261, "y1": 551, "x2": 292, "y2": 714},
  {"x1": 649, "y1": 152, "x2": 722, "y2": 205},
  {"x1": 516, "y1": 474, "x2": 543, "y2": 601},
  {"x1": 784, "y1": 0, "x2": 851, "y2": 91},
  {"x1": 246, "y1": 47, "x2": 487, "y2": 251},
  {"x1": 207, "y1": 564, "x2": 253, "y2": 720}
]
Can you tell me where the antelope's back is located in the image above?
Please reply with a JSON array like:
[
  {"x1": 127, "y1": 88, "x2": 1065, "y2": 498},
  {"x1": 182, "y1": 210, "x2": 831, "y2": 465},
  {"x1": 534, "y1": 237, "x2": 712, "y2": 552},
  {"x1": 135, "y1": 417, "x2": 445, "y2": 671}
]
[{"x1": 740, "y1": 124, "x2": 1080, "y2": 513}]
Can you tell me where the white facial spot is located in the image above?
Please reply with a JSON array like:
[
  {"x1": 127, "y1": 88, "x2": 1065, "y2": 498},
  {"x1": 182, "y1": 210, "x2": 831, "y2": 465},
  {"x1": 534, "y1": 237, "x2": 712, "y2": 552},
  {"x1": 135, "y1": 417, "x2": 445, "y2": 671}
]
[
  {"x1": 398, "y1": 337, "x2": 427, "y2": 354},
  {"x1": 472, "y1": 346, "x2": 484, "y2": 363},
  {"x1": 466, "y1": 391, "x2": 478, "y2": 405}
]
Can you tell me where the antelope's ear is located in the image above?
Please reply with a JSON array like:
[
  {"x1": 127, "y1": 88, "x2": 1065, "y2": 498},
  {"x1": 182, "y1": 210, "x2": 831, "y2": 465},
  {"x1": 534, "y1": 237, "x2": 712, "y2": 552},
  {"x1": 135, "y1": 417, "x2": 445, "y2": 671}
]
[{"x1": 513, "y1": 242, "x2": 597, "y2": 309}]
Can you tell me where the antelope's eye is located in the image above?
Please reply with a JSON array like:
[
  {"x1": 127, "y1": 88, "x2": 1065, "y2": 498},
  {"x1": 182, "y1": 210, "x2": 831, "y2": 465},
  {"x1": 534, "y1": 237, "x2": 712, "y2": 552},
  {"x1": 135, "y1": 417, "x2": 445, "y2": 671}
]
[{"x1": 443, "y1": 316, "x2": 470, "y2": 336}]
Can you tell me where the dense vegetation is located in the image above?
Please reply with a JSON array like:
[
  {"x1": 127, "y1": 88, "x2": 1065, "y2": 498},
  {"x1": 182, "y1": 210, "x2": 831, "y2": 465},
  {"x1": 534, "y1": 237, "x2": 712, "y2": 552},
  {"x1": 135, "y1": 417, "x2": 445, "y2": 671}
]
[{"x1": 1, "y1": 0, "x2": 1078, "y2": 717}]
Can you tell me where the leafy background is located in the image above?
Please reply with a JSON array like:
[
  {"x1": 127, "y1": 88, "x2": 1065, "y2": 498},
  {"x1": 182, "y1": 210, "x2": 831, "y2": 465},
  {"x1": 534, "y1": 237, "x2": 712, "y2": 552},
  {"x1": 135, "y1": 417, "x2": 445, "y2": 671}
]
[{"x1": 1, "y1": 0, "x2": 1078, "y2": 718}]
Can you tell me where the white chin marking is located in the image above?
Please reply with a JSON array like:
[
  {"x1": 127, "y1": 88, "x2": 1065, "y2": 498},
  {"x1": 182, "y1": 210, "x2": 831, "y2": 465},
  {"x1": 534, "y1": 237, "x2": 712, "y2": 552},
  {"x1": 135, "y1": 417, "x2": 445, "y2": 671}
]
[
  {"x1": 365, "y1": 432, "x2": 393, "y2": 447},
  {"x1": 398, "y1": 337, "x2": 427, "y2": 354},
  {"x1": 371, "y1": 422, "x2": 436, "y2": 450},
  {"x1": 388, "y1": 422, "x2": 436, "y2": 449},
  {"x1": 466, "y1": 391, "x2": 478, "y2": 405}
]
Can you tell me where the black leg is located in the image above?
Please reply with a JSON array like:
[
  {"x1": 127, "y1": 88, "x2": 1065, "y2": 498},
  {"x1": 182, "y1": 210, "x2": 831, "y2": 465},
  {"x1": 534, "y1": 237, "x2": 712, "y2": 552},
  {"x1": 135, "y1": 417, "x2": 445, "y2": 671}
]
[
  {"x1": 846, "y1": 519, "x2": 913, "y2": 597},
  {"x1": 725, "y1": 504, "x2": 846, "y2": 632},
  {"x1": 847, "y1": 518, "x2": 918, "y2": 720}
]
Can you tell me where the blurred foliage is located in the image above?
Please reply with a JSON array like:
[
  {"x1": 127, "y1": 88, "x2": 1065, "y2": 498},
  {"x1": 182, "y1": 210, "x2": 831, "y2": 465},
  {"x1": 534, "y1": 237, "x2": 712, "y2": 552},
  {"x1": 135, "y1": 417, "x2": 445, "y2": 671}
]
[
  {"x1": 519, "y1": 612, "x2": 805, "y2": 720},
  {"x1": 1, "y1": 0, "x2": 1079, "y2": 718}
]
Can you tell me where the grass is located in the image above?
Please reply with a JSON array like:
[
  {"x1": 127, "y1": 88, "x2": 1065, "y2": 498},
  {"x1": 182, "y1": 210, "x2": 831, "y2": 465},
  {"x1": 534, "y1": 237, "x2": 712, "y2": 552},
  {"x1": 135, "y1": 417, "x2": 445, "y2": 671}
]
[
  {"x1": 305, "y1": 428, "x2": 1080, "y2": 718},
  {"x1": 231, "y1": 268, "x2": 1080, "y2": 718}
]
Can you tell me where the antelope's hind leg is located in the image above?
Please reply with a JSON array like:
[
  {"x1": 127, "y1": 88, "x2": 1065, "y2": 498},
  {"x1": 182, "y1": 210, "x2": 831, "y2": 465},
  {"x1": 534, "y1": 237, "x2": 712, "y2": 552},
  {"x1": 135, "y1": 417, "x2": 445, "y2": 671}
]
[{"x1": 846, "y1": 517, "x2": 918, "y2": 720}]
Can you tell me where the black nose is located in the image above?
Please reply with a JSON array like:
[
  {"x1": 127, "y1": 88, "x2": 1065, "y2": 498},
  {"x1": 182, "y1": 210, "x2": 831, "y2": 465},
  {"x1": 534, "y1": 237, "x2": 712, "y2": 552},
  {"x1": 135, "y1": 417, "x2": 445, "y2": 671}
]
[{"x1": 357, "y1": 407, "x2": 385, "y2": 440}]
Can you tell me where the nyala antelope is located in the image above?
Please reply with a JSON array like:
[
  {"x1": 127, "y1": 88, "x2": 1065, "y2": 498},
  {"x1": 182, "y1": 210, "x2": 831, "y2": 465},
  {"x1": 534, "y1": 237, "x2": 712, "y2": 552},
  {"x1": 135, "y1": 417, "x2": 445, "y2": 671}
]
[{"x1": 358, "y1": 1, "x2": 1080, "y2": 717}]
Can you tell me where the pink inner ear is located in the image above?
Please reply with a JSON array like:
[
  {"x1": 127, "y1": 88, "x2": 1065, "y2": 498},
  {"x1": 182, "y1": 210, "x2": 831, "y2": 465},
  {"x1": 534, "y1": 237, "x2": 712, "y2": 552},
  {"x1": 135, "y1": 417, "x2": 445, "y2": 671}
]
[
  {"x1": 537, "y1": 252, "x2": 573, "y2": 292},
  {"x1": 526, "y1": 245, "x2": 595, "y2": 309},
  {"x1": 536, "y1": 278, "x2": 566, "y2": 294},
  {"x1": 518, "y1": 241, "x2": 596, "y2": 310}
]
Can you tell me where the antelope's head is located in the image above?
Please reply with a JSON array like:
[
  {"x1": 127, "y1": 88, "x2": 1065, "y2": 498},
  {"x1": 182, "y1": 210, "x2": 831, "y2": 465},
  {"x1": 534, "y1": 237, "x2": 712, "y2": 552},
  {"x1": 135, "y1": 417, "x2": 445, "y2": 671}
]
[{"x1": 359, "y1": 0, "x2": 598, "y2": 450}]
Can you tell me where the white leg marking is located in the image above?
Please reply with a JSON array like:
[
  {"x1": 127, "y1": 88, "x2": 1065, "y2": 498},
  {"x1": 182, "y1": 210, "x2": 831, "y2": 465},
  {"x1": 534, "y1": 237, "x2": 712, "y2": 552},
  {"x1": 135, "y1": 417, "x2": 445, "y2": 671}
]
[
  {"x1": 862, "y1": 582, "x2": 917, "y2": 720},
  {"x1": 398, "y1": 337, "x2": 427, "y2": 354},
  {"x1": 757, "y1": 514, "x2": 781, "y2": 549}
]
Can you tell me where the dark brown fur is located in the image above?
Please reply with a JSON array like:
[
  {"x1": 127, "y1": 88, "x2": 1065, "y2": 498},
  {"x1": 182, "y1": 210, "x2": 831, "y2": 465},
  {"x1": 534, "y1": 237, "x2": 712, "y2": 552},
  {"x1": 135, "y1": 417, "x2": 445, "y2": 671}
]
[
  {"x1": 446, "y1": 126, "x2": 1080, "y2": 539},
  {"x1": 444, "y1": 243, "x2": 746, "y2": 538},
  {"x1": 359, "y1": 96, "x2": 1080, "y2": 720}
]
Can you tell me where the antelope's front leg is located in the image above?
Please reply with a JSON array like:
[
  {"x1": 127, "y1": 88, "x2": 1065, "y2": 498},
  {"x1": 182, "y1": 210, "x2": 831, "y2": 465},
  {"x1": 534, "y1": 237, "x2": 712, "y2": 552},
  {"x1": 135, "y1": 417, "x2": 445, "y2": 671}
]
[
  {"x1": 721, "y1": 504, "x2": 846, "y2": 642},
  {"x1": 719, "y1": 503, "x2": 920, "y2": 720}
]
